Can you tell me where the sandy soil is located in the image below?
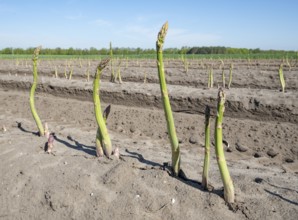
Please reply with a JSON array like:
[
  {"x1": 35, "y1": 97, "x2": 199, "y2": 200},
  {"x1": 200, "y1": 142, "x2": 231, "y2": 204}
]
[{"x1": 0, "y1": 59, "x2": 298, "y2": 220}]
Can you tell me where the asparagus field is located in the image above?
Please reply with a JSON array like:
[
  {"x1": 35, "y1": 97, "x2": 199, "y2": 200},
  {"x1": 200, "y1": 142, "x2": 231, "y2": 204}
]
[{"x1": 0, "y1": 56, "x2": 297, "y2": 219}]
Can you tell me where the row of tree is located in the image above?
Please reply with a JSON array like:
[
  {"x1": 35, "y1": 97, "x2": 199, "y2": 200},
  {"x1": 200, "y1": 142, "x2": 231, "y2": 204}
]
[
  {"x1": 185, "y1": 46, "x2": 262, "y2": 54},
  {"x1": 0, "y1": 46, "x2": 296, "y2": 56}
]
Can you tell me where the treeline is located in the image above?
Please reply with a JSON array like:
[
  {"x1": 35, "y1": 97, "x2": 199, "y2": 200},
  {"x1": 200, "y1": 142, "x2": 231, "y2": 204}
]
[
  {"x1": 186, "y1": 46, "x2": 263, "y2": 54},
  {"x1": 184, "y1": 46, "x2": 297, "y2": 55},
  {"x1": 0, "y1": 46, "x2": 296, "y2": 56},
  {"x1": 0, "y1": 47, "x2": 169, "y2": 56}
]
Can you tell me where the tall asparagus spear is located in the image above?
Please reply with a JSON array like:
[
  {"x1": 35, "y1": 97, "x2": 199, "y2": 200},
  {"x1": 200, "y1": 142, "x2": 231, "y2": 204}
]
[
  {"x1": 156, "y1": 22, "x2": 181, "y2": 176},
  {"x1": 202, "y1": 105, "x2": 211, "y2": 189},
  {"x1": 29, "y1": 46, "x2": 44, "y2": 136},
  {"x1": 93, "y1": 58, "x2": 112, "y2": 157},
  {"x1": 215, "y1": 88, "x2": 235, "y2": 203}
]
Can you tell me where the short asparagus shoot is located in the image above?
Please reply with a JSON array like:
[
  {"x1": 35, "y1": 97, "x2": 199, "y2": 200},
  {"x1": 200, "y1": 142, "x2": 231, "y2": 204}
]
[
  {"x1": 46, "y1": 134, "x2": 55, "y2": 153},
  {"x1": 215, "y1": 88, "x2": 235, "y2": 204},
  {"x1": 29, "y1": 46, "x2": 44, "y2": 136},
  {"x1": 44, "y1": 122, "x2": 50, "y2": 139},
  {"x1": 156, "y1": 22, "x2": 181, "y2": 176}
]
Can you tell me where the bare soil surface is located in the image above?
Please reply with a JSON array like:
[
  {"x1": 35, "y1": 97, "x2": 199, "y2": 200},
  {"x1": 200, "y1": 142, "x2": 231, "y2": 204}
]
[{"x1": 0, "y1": 59, "x2": 298, "y2": 219}]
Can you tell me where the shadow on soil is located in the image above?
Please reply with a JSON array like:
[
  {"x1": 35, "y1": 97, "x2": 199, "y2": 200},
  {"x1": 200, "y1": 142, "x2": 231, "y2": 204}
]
[
  {"x1": 16, "y1": 121, "x2": 39, "y2": 136},
  {"x1": 124, "y1": 149, "x2": 224, "y2": 199},
  {"x1": 53, "y1": 134, "x2": 96, "y2": 156},
  {"x1": 264, "y1": 189, "x2": 298, "y2": 206}
]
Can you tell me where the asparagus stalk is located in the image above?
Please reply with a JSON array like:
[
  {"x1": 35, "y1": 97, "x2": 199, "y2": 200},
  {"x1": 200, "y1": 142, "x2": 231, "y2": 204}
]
[
  {"x1": 208, "y1": 66, "x2": 214, "y2": 88},
  {"x1": 95, "y1": 104, "x2": 111, "y2": 157},
  {"x1": 64, "y1": 66, "x2": 68, "y2": 79},
  {"x1": 109, "y1": 42, "x2": 115, "y2": 82},
  {"x1": 228, "y1": 63, "x2": 233, "y2": 89},
  {"x1": 156, "y1": 22, "x2": 181, "y2": 176},
  {"x1": 93, "y1": 58, "x2": 112, "y2": 157},
  {"x1": 215, "y1": 88, "x2": 235, "y2": 203},
  {"x1": 210, "y1": 67, "x2": 213, "y2": 88},
  {"x1": 278, "y1": 64, "x2": 286, "y2": 93},
  {"x1": 95, "y1": 128, "x2": 104, "y2": 157},
  {"x1": 68, "y1": 66, "x2": 73, "y2": 80},
  {"x1": 86, "y1": 67, "x2": 90, "y2": 82},
  {"x1": 202, "y1": 105, "x2": 211, "y2": 189},
  {"x1": 286, "y1": 55, "x2": 291, "y2": 70},
  {"x1": 54, "y1": 66, "x2": 58, "y2": 78},
  {"x1": 29, "y1": 46, "x2": 44, "y2": 136},
  {"x1": 207, "y1": 66, "x2": 211, "y2": 88},
  {"x1": 221, "y1": 64, "x2": 225, "y2": 88},
  {"x1": 181, "y1": 54, "x2": 188, "y2": 73},
  {"x1": 116, "y1": 59, "x2": 123, "y2": 83}
]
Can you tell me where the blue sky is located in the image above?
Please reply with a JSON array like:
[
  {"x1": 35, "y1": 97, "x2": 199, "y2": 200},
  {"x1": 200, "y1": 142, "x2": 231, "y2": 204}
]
[{"x1": 0, "y1": 0, "x2": 297, "y2": 50}]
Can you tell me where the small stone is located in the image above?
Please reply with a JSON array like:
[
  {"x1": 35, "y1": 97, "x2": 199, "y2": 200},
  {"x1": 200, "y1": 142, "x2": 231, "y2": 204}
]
[
  {"x1": 171, "y1": 198, "x2": 175, "y2": 204},
  {"x1": 129, "y1": 125, "x2": 136, "y2": 133},
  {"x1": 254, "y1": 177, "x2": 264, "y2": 184},
  {"x1": 136, "y1": 194, "x2": 140, "y2": 198},
  {"x1": 253, "y1": 152, "x2": 263, "y2": 158},
  {"x1": 189, "y1": 135, "x2": 199, "y2": 144},
  {"x1": 267, "y1": 149, "x2": 278, "y2": 158},
  {"x1": 285, "y1": 158, "x2": 294, "y2": 163},
  {"x1": 90, "y1": 193, "x2": 94, "y2": 196},
  {"x1": 64, "y1": 161, "x2": 68, "y2": 165},
  {"x1": 113, "y1": 147, "x2": 120, "y2": 159},
  {"x1": 227, "y1": 148, "x2": 233, "y2": 153},
  {"x1": 116, "y1": 126, "x2": 124, "y2": 133},
  {"x1": 235, "y1": 143, "x2": 248, "y2": 152}
]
